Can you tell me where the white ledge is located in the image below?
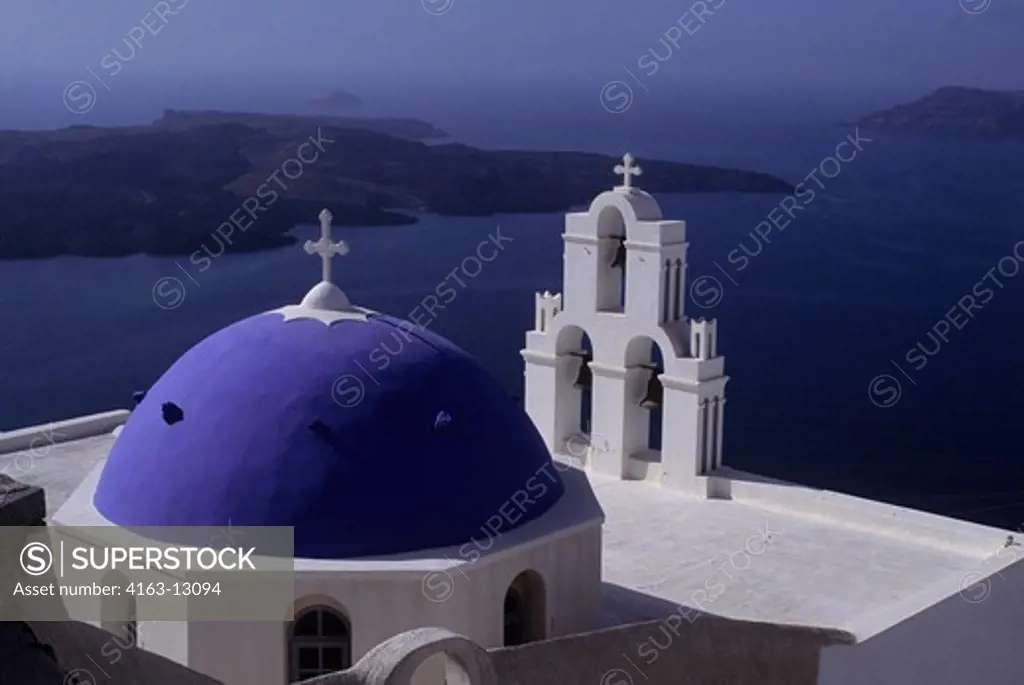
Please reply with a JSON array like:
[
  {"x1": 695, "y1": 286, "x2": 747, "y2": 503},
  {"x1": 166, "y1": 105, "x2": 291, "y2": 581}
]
[
  {"x1": 660, "y1": 374, "x2": 727, "y2": 392},
  {"x1": 587, "y1": 362, "x2": 629, "y2": 379},
  {"x1": 561, "y1": 234, "x2": 601, "y2": 245},
  {"x1": 520, "y1": 349, "x2": 560, "y2": 367},
  {"x1": 0, "y1": 410, "x2": 130, "y2": 454},
  {"x1": 622, "y1": 239, "x2": 685, "y2": 252}
]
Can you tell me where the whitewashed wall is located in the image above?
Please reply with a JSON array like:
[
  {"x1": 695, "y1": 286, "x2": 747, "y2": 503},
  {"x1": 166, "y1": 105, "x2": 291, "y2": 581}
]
[
  {"x1": 179, "y1": 525, "x2": 602, "y2": 685},
  {"x1": 820, "y1": 547, "x2": 1024, "y2": 685}
]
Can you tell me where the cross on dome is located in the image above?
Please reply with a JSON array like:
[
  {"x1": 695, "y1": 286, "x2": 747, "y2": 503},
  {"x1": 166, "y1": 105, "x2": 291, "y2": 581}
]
[
  {"x1": 304, "y1": 209, "x2": 349, "y2": 284},
  {"x1": 273, "y1": 208, "x2": 367, "y2": 323},
  {"x1": 614, "y1": 153, "x2": 642, "y2": 190}
]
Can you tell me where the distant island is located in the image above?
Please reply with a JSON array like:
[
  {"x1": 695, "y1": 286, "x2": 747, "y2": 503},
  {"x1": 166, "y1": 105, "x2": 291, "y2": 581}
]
[
  {"x1": 155, "y1": 109, "x2": 447, "y2": 141},
  {"x1": 307, "y1": 89, "x2": 364, "y2": 111},
  {"x1": 0, "y1": 110, "x2": 793, "y2": 259},
  {"x1": 858, "y1": 86, "x2": 1024, "y2": 137}
]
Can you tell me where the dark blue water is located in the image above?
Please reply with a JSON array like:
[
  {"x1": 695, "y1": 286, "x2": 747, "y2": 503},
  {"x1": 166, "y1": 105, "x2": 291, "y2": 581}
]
[{"x1": 3, "y1": 83, "x2": 1024, "y2": 528}]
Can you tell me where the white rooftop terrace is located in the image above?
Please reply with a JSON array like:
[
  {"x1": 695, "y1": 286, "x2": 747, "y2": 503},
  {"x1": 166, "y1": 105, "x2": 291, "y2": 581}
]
[{"x1": 592, "y1": 469, "x2": 1018, "y2": 641}]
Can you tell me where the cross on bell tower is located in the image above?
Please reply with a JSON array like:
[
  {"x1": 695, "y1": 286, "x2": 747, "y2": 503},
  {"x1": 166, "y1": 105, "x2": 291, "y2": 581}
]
[
  {"x1": 304, "y1": 209, "x2": 349, "y2": 283},
  {"x1": 614, "y1": 153, "x2": 642, "y2": 190}
]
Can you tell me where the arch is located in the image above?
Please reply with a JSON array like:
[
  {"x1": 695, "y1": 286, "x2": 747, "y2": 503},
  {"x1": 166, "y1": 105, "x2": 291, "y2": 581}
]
[
  {"x1": 288, "y1": 604, "x2": 352, "y2": 682},
  {"x1": 595, "y1": 206, "x2": 627, "y2": 313},
  {"x1": 347, "y1": 628, "x2": 497, "y2": 685},
  {"x1": 624, "y1": 336, "x2": 665, "y2": 460},
  {"x1": 624, "y1": 335, "x2": 664, "y2": 370},
  {"x1": 596, "y1": 204, "x2": 628, "y2": 239},
  {"x1": 554, "y1": 323, "x2": 590, "y2": 357},
  {"x1": 503, "y1": 570, "x2": 546, "y2": 646},
  {"x1": 287, "y1": 594, "x2": 352, "y2": 622},
  {"x1": 100, "y1": 570, "x2": 137, "y2": 647},
  {"x1": 554, "y1": 325, "x2": 594, "y2": 458},
  {"x1": 587, "y1": 189, "x2": 663, "y2": 227}
]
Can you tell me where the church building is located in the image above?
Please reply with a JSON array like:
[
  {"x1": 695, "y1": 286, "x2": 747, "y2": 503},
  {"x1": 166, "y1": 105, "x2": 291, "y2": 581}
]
[{"x1": 3, "y1": 156, "x2": 1023, "y2": 685}]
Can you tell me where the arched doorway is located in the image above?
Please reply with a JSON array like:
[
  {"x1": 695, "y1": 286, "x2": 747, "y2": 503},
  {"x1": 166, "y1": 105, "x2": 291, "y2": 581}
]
[
  {"x1": 555, "y1": 325, "x2": 594, "y2": 459},
  {"x1": 596, "y1": 206, "x2": 628, "y2": 313},
  {"x1": 503, "y1": 570, "x2": 546, "y2": 646},
  {"x1": 289, "y1": 606, "x2": 351, "y2": 682},
  {"x1": 624, "y1": 336, "x2": 664, "y2": 468}
]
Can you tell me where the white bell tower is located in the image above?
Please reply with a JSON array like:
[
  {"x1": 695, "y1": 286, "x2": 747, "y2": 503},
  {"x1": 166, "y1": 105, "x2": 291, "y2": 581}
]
[{"x1": 521, "y1": 155, "x2": 729, "y2": 496}]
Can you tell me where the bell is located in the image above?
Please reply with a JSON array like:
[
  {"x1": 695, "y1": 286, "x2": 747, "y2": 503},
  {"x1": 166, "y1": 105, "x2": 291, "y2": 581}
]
[
  {"x1": 610, "y1": 238, "x2": 627, "y2": 269},
  {"x1": 638, "y1": 369, "x2": 663, "y2": 410},
  {"x1": 572, "y1": 354, "x2": 593, "y2": 391}
]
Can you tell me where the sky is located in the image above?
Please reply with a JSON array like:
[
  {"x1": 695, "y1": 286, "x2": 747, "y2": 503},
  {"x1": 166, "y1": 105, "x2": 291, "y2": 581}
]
[{"x1": 1, "y1": 0, "x2": 1022, "y2": 95}]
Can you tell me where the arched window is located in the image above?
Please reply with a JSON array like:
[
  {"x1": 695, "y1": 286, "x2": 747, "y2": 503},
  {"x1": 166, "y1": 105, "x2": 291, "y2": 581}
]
[
  {"x1": 503, "y1": 570, "x2": 546, "y2": 646},
  {"x1": 289, "y1": 607, "x2": 351, "y2": 682}
]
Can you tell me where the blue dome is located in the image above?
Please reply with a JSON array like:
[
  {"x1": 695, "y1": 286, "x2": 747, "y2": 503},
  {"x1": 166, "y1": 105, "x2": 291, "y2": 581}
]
[{"x1": 94, "y1": 311, "x2": 564, "y2": 559}]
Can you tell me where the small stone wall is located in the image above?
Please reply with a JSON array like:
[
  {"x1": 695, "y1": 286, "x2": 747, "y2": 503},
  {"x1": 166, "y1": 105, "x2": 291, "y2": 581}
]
[
  {"x1": 312, "y1": 616, "x2": 852, "y2": 685},
  {"x1": 488, "y1": 615, "x2": 851, "y2": 685},
  {"x1": 17, "y1": 611, "x2": 851, "y2": 685}
]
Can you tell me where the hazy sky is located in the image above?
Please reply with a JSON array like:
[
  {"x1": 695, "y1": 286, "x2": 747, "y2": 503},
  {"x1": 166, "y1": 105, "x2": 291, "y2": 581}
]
[{"x1": 3, "y1": 0, "x2": 1022, "y2": 91}]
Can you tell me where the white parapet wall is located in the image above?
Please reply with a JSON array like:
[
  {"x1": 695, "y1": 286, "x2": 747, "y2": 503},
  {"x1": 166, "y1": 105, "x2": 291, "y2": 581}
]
[
  {"x1": 715, "y1": 466, "x2": 1011, "y2": 557},
  {"x1": 820, "y1": 548, "x2": 1024, "y2": 685},
  {"x1": 0, "y1": 410, "x2": 130, "y2": 454}
]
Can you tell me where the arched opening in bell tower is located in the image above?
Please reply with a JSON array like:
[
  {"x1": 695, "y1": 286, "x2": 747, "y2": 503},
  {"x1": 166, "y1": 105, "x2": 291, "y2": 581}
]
[
  {"x1": 646, "y1": 343, "x2": 664, "y2": 451},
  {"x1": 555, "y1": 325, "x2": 594, "y2": 460},
  {"x1": 595, "y1": 206, "x2": 627, "y2": 313},
  {"x1": 623, "y1": 336, "x2": 664, "y2": 476}
]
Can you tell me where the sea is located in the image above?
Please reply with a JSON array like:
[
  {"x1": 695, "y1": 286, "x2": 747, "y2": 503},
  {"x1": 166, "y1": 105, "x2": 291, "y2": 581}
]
[{"x1": 2, "y1": 78, "x2": 1024, "y2": 529}]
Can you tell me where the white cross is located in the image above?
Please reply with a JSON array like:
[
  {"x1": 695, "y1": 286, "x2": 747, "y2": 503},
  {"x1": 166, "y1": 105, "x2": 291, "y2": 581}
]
[
  {"x1": 304, "y1": 209, "x2": 349, "y2": 283},
  {"x1": 614, "y1": 153, "x2": 642, "y2": 189}
]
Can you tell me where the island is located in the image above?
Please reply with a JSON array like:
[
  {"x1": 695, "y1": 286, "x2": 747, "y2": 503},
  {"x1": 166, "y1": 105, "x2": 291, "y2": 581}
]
[
  {"x1": 307, "y1": 89, "x2": 365, "y2": 111},
  {"x1": 0, "y1": 110, "x2": 794, "y2": 259},
  {"x1": 858, "y1": 86, "x2": 1024, "y2": 137},
  {"x1": 154, "y1": 109, "x2": 449, "y2": 141}
]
